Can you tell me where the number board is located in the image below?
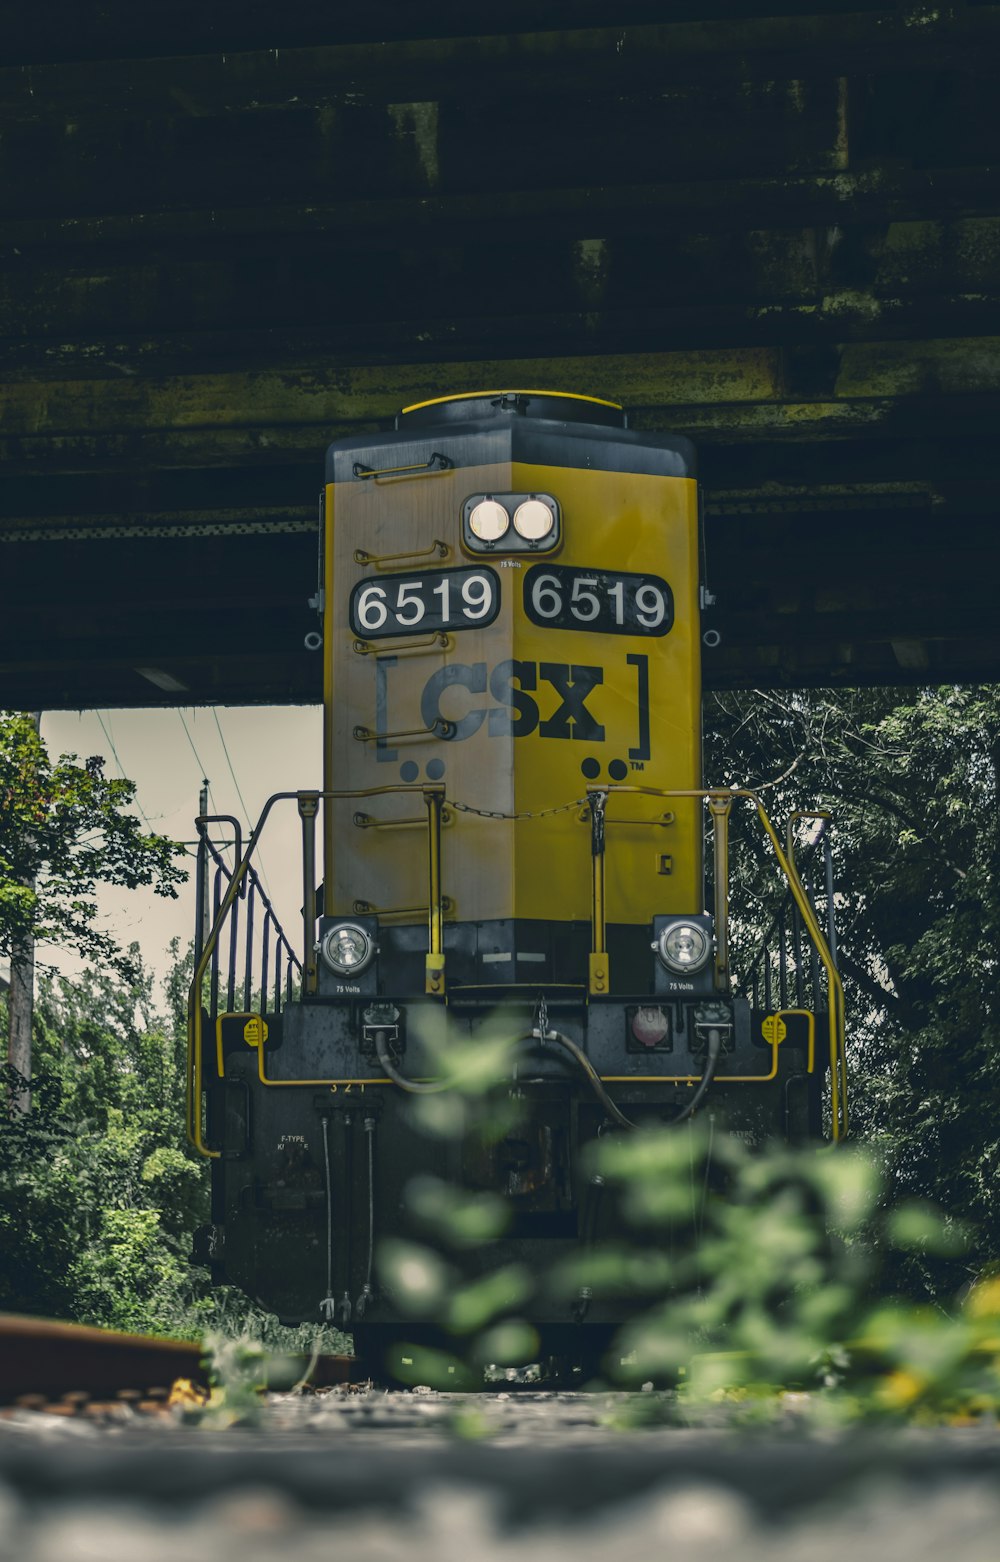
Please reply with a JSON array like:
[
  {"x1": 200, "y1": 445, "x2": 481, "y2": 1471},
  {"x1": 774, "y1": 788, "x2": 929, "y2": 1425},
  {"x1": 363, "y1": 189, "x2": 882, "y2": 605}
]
[
  {"x1": 523, "y1": 565, "x2": 673, "y2": 636},
  {"x1": 350, "y1": 567, "x2": 501, "y2": 640}
]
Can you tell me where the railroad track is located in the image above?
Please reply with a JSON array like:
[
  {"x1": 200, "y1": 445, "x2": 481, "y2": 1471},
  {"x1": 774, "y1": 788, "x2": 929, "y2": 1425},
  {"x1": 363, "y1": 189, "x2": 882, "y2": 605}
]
[
  {"x1": 2, "y1": 1318, "x2": 999, "y2": 1562},
  {"x1": 0, "y1": 1313, "x2": 356, "y2": 1415}
]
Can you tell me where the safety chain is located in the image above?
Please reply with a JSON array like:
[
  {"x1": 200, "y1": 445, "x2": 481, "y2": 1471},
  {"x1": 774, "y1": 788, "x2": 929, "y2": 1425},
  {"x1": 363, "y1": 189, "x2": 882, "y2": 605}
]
[
  {"x1": 533, "y1": 992, "x2": 551, "y2": 1041},
  {"x1": 446, "y1": 795, "x2": 590, "y2": 822}
]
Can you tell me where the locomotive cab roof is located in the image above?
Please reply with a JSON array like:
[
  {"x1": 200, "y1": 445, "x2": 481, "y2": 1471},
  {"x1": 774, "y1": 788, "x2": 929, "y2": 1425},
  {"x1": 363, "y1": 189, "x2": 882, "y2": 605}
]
[
  {"x1": 325, "y1": 389, "x2": 696, "y2": 481},
  {"x1": 397, "y1": 390, "x2": 628, "y2": 430}
]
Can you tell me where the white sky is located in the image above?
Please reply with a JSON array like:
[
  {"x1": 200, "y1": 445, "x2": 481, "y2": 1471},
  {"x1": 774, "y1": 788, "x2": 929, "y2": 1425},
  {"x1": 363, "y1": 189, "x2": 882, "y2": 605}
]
[{"x1": 38, "y1": 705, "x2": 323, "y2": 1006}]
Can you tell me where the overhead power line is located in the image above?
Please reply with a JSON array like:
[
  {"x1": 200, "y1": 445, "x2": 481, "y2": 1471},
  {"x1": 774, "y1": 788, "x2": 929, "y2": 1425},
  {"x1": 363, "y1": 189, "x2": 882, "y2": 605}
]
[
  {"x1": 212, "y1": 709, "x2": 254, "y2": 840},
  {"x1": 176, "y1": 710, "x2": 232, "y2": 867},
  {"x1": 177, "y1": 709, "x2": 211, "y2": 782},
  {"x1": 211, "y1": 708, "x2": 273, "y2": 898},
  {"x1": 97, "y1": 711, "x2": 153, "y2": 832}
]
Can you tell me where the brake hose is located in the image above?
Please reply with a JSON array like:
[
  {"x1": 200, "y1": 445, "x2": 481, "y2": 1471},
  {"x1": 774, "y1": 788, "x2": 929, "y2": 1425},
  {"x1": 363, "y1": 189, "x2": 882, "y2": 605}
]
[
  {"x1": 375, "y1": 1024, "x2": 723, "y2": 1130},
  {"x1": 527, "y1": 1025, "x2": 724, "y2": 1130},
  {"x1": 663, "y1": 1026, "x2": 724, "y2": 1124},
  {"x1": 526, "y1": 1027, "x2": 639, "y2": 1131},
  {"x1": 374, "y1": 1029, "x2": 449, "y2": 1092}
]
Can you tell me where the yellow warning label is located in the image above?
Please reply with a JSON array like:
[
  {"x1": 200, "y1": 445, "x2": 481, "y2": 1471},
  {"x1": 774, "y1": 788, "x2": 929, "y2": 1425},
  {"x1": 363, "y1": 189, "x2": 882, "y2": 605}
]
[
  {"x1": 243, "y1": 1016, "x2": 269, "y2": 1047},
  {"x1": 761, "y1": 1014, "x2": 787, "y2": 1046}
]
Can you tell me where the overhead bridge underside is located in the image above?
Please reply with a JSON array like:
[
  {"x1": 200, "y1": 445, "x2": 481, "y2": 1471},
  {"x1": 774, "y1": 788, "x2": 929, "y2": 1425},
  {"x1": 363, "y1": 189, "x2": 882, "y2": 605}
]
[{"x1": 2, "y1": 1, "x2": 999, "y2": 708}]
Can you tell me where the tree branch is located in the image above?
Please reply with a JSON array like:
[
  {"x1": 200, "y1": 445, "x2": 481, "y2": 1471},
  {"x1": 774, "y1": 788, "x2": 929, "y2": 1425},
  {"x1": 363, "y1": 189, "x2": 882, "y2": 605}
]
[{"x1": 837, "y1": 951, "x2": 905, "y2": 1018}]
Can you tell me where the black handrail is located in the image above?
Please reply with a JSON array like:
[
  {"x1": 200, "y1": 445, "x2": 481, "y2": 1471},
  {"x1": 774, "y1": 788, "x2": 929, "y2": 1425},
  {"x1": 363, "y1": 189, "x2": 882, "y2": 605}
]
[
  {"x1": 194, "y1": 820, "x2": 302, "y2": 1027},
  {"x1": 738, "y1": 823, "x2": 837, "y2": 1012}
]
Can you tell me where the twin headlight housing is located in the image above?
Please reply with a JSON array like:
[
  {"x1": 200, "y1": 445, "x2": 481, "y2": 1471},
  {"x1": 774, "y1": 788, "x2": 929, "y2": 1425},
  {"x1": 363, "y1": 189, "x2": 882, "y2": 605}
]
[{"x1": 463, "y1": 492, "x2": 560, "y2": 553}]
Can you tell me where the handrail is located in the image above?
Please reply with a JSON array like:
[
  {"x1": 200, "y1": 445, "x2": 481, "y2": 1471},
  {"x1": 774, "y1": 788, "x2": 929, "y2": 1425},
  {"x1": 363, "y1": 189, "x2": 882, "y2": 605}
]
[
  {"x1": 189, "y1": 782, "x2": 847, "y2": 1154},
  {"x1": 186, "y1": 784, "x2": 446, "y2": 1158},
  {"x1": 583, "y1": 785, "x2": 847, "y2": 1141},
  {"x1": 787, "y1": 811, "x2": 839, "y2": 964},
  {"x1": 187, "y1": 794, "x2": 305, "y2": 1158},
  {"x1": 742, "y1": 839, "x2": 826, "y2": 1002},
  {"x1": 740, "y1": 816, "x2": 837, "y2": 1059},
  {"x1": 196, "y1": 814, "x2": 244, "y2": 902},
  {"x1": 353, "y1": 632, "x2": 451, "y2": 657},
  {"x1": 708, "y1": 796, "x2": 732, "y2": 992},
  {"x1": 247, "y1": 1001, "x2": 811, "y2": 1091}
]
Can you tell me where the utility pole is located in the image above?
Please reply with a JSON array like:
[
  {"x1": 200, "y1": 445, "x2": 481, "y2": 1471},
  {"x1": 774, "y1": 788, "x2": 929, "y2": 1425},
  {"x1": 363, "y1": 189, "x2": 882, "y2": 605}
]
[
  {"x1": 7, "y1": 711, "x2": 41, "y2": 1114},
  {"x1": 7, "y1": 935, "x2": 34, "y2": 1115},
  {"x1": 195, "y1": 778, "x2": 210, "y2": 961}
]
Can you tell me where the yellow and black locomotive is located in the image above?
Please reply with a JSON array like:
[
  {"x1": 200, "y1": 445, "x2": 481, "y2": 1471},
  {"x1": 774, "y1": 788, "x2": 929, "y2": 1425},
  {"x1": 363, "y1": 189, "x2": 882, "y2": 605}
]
[{"x1": 189, "y1": 391, "x2": 846, "y2": 1357}]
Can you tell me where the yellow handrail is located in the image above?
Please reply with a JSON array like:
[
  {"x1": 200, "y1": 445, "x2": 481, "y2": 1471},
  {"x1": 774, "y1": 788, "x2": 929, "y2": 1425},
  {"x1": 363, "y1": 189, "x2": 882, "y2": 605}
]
[
  {"x1": 600, "y1": 1007, "x2": 814, "y2": 1085},
  {"x1": 223, "y1": 1000, "x2": 812, "y2": 1091},
  {"x1": 584, "y1": 786, "x2": 848, "y2": 1141},
  {"x1": 425, "y1": 786, "x2": 446, "y2": 996},
  {"x1": 189, "y1": 782, "x2": 847, "y2": 1155},
  {"x1": 751, "y1": 798, "x2": 847, "y2": 1141}
]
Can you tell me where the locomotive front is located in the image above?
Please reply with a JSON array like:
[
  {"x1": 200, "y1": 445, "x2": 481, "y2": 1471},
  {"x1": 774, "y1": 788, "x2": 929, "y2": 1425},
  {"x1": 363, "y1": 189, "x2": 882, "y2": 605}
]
[
  {"x1": 190, "y1": 390, "x2": 844, "y2": 1359},
  {"x1": 322, "y1": 389, "x2": 703, "y2": 1003}
]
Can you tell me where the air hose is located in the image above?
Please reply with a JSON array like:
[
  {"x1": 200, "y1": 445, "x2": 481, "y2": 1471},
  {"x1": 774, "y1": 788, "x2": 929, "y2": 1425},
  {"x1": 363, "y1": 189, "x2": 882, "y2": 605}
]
[
  {"x1": 354, "y1": 1114, "x2": 377, "y2": 1318},
  {"x1": 319, "y1": 1117, "x2": 338, "y2": 1323},
  {"x1": 525, "y1": 1027, "x2": 638, "y2": 1131},
  {"x1": 319, "y1": 1114, "x2": 355, "y2": 1325},
  {"x1": 527, "y1": 1025, "x2": 722, "y2": 1130},
  {"x1": 573, "y1": 1171, "x2": 606, "y2": 1324},
  {"x1": 374, "y1": 1024, "x2": 724, "y2": 1130},
  {"x1": 374, "y1": 1029, "x2": 449, "y2": 1093},
  {"x1": 663, "y1": 1025, "x2": 724, "y2": 1125},
  {"x1": 338, "y1": 1112, "x2": 353, "y2": 1326}
]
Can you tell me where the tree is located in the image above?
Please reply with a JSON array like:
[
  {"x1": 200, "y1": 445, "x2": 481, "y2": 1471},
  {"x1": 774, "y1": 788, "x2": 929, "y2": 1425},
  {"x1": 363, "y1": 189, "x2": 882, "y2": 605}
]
[
  {"x1": 0, "y1": 949, "x2": 211, "y2": 1332},
  {"x1": 0, "y1": 711, "x2": 184, "y2": 980},
  {"x1": 705, "y1": 684, "x2": 1000, "y2": 1291},
  {"x1": 1, "y1": 942, "x2": 349, "y2": 1348}
]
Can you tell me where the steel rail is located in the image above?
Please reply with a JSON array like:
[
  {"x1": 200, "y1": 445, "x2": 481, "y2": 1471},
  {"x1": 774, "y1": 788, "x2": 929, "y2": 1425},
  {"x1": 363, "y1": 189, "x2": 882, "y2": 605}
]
[{"x1": 0, "y1": 1314, "x2": 355, "y2": 1405}]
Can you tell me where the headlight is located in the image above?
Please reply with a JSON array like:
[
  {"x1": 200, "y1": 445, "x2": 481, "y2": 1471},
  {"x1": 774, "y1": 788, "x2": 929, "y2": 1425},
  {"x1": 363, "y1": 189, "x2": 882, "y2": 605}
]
[
  {"x1": 320, "y1": 922, "x2": 375, "y2": 976},
  {"x1": 656, "y1": 921, "x2": 711, "y2": 974},
  {"x1": 463, "y1": 491, "x2": 560, "y2": 553},
  {"x1": 468, "y1": 498, "x2": 510, "y2": 543},
  {"x1": 512, "y1": 497, "x2": 556, "y2": 542}
]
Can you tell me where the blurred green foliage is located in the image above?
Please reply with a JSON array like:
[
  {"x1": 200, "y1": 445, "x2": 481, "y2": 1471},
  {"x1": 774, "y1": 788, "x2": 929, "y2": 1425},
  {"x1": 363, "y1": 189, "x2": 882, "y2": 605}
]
[{"x1": 380, "y1": 1017, "x2": 1000, "y2": 1425}]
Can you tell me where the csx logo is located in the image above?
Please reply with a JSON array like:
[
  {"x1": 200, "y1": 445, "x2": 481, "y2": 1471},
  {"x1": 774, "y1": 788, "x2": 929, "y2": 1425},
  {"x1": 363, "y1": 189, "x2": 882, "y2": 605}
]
[{"x1": 422, "y1": 660, "x2": 605, "y2": 742}]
